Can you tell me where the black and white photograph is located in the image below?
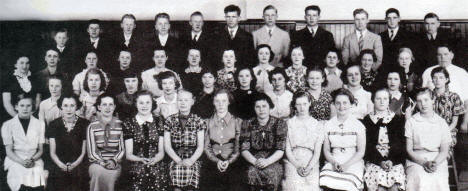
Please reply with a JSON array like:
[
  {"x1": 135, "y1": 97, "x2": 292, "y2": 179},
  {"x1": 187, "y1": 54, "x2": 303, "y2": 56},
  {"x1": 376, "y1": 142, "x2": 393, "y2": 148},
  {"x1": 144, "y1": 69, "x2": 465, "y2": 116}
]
[{"x1": 1, "y1": 0, "x2": 468, "y2": 190}]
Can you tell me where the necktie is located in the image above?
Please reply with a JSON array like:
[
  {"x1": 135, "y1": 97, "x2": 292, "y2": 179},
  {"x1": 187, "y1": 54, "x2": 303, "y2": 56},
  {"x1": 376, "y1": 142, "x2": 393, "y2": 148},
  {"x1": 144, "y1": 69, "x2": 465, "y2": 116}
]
[
  {"x1": 311, "y1": 29, "x2": 315, "y2": 38},
  {"x1": 229, "y1": 30, "x2": 234, "y2": 39},
  {"x1": 193, "y1": 34, "x2": 198, "y2": 42},
  {"x1": 91, "y1": 41, "x2": 96, "y2": 49},
  {"x1": 268, "y1": 29, "x2": 272, "y2": 37},
  {"x1": 358, "y1": 33, "x2": 364, "y2": 51},
  {"x1": 390, "y1": 30, "x2": 394, "y2": 41},
  {"x1": 431, "y1": 34, "x2": 435, "y2": 41}
]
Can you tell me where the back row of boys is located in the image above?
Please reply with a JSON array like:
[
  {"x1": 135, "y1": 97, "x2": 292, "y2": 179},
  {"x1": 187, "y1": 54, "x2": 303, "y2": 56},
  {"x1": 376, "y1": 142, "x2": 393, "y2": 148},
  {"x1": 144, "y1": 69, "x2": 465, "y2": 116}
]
[{"x1": 46, "y1": 4, "x2": 457, "y2": 78}]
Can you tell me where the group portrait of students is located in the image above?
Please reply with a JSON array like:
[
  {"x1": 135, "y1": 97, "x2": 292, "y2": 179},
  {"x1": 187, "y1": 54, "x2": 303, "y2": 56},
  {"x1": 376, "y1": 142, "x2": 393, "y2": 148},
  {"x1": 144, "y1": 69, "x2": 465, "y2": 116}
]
[{"x1": 1, "y1": 2, "x2": 468, "y2": 191}]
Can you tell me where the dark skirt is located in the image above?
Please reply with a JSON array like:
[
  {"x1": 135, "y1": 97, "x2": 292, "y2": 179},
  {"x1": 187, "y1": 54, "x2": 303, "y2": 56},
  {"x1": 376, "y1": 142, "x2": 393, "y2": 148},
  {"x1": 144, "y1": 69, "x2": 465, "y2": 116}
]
[{"x1": 200, "y1": 155, "x2": 247, "y2": 191}]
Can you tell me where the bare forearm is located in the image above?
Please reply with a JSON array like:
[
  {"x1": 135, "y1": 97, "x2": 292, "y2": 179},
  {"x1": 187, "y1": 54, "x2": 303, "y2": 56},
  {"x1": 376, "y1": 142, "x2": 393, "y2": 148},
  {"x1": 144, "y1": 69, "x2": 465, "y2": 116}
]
[
  {"x1": 241, "y1": 151, "x2": 257, "y2": 165},
  {"x1": 265, "y1": 150, "x2": 284, "y2": 166}
]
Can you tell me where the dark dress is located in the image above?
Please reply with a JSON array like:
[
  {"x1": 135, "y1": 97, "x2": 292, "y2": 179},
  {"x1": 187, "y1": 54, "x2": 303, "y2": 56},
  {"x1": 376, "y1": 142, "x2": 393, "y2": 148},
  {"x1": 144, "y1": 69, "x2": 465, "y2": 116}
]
[
  {"x1": 164, "y1": 113, "x2": 206, "y2": 189},
  {"x1": 361, "y1": 70, "x2": 378, "y2": 92},
  {"x1": 122, "y1": 116, "x2": 170, "y2": 191},
  {"x1": 240, "y1": 117, "x2": 287, "y2": 190},
  {"x1": 180, "y1": 68, "x2": 204, "y2": 96},
  {"x1": 192, "y1": 89, "x2": 215, "y2": 119},
  {"x1": 230, "y1": 89, "x2": 259, "y2": 120},
  {"x1": 47, "y1": 117, "x2": 90, "y2": 191},
  {"x1": 115, "y1": 92, "x2": 137, "y2": 121}
]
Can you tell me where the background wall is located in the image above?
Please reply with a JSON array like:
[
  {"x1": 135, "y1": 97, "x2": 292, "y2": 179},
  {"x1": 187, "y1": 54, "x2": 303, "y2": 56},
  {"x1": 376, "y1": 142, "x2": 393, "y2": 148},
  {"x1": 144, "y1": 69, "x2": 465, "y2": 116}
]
[{"x1": 1, "y1": 0, "x2": 467, "y2": 21}]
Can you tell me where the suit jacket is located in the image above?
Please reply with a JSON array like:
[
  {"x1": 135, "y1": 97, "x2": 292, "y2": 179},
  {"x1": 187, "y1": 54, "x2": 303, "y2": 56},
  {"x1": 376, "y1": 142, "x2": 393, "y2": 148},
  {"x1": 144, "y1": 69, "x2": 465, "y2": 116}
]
[
  {"x1": 342, "y1": 30, "x2": 383, "y2": 67},
  {"x1": 48, "y1": 44, "x2": 80, "y2": 76},
  {"x1": 379, "y1": 28, "x2": 416, "y2": 70},
  {"x1": 179, "y1": 30, "x2": 215, "y2": 70},
  {"x1": 143, "y1": 32, "x2": 182, "y2": 72},
  {"x1": 77, "y1": 36, "x2": 114, "y2": 73},
  {"x1": 109, "y1": 31, "x2": 146, "y2": 73},
  {"x1": 215, "y1": 27, "x2": 255, "y2": 69},
  {"x1": 252, "y1": 25, "x2": 290, "y2": 67},
  {"x1": 291, "y1": 26, "x2": 335, "y2": 67},
  {"x1": 415, "y1": 29, "x2": 455, "y2": 73}
]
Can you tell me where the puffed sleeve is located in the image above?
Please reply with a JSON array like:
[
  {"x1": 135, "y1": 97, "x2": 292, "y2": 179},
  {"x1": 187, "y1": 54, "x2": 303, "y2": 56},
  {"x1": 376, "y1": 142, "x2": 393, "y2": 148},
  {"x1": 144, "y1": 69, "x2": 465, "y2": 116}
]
[
  {"x1": 240, "y1": 120, "x2": 251, "y2": 151},
  {"x1": 1, "y1": 122, "x2": 12, "y2": 145},
  {"x1": 404, "y1": 118, "x2": 414, "y2": 139},
  {"x1": 275, "y1": 118, "x2": 287, "y2": 151}
]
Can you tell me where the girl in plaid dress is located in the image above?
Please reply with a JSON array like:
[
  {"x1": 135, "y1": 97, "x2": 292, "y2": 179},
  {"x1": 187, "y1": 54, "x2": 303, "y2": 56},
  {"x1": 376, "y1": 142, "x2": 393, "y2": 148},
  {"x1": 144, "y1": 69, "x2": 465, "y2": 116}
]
[{"x1": 164, "y1": 90, "x2": 206, "y2": 190}]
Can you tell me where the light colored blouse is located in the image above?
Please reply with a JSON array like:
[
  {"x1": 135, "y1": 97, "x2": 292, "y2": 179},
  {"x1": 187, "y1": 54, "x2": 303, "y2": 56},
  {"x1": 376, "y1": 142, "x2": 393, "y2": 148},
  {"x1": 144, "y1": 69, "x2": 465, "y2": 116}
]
[
  {"x1": 287, "y1": 116, "x2": 324, "y2": 151},
  {"x1": 253, "y1": 64, "x2": 274, "y2": 93},
  {"x1": 405, "y1": 112, "x2": 451, "y2": 152},
  {"x1": 38, "y1": 97, "x2": 61, "y2": 125},
  {"x1": 155, "y1": 94, "x2": 179, "y2": 119},
  {"x1": 266, "y1": 90, "x2": 293, "y2": 118}
]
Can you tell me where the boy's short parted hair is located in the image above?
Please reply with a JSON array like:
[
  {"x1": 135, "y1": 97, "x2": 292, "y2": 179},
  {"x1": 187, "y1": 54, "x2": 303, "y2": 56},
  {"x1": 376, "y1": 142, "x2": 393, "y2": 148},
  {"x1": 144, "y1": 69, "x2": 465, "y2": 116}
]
[
  {"x1": 57, "y1": 91, "x2": 82, "y2": 110},
  {"x1": 55, "y1": 28, "x2": 68, "y2": 37},
  {"x1": 83, "y1": 68, "x2": 107, "y2": 92},
  {"x1": 256, "y1": 44, "x2": 275, "y2": 62},
  {"x1": 268, "y1": 67, "x2": 290, "y2": 83},
  {"x1": 437, "y1": 43, "x2": 454, "y2": 53},
  {"x1": 424, "y1": 12, "x2": 439, "y2": 21},
  {"x1": 155, "y1": 13, "x2": 170, "y2": 23},
  {"x1": 385, "y1": 8, "x2": 400, "y2": 17},
  {"x1": 88, "y1": 19, "x2": 101, "y2": 27},
  {"x1": 353, "y1": 8, "x2": 369, "y2": 18},
  {"x1": 190, "y1": 11, "x2": 203, "y2": 18},
  {"x1": 224, "y1": 5, "x2": 241, "y2": 15},
  {"x1": 304, "y1": 5, "x2": 321, "y2": 15},
  {"x1": 155, "y1": 71, "x2": 181, "y2": 90},
  {"x1": 121, "y1": 14, "x2": 136, "y2": 22},
  {"x1": 263, "y1": 5, "x2": 277, "y2": 14}
]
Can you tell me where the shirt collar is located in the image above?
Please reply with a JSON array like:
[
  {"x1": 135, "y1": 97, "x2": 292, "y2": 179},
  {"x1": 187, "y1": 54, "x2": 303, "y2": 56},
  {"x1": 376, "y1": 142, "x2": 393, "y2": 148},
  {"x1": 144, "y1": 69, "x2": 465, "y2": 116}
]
[
  {"x1": 159, "y1": 94, "x2": 177, "y2": 104},
  {"x1": 191, "y1": 31, "x2": 202, "y2": 39},
  {"x1": 215, "y1": 112, "x2": 232, "y2": 124},
  {"x1": 412, "y1": 112, "x2": 439, "y2": 123},
  {"x1": 324, "y1": 67, "x2": 342, "y2": 76},
  {"x1": 388, "y1": 27, "x2": 399, "y2": 35},
  {"x1": 13, "y1": 69, "x2": 31, "y2": 78},
  {"x1": 90, "y1": 37, "x2": 99, "y2": 43},
  {"x1": 228, "y1": 26, "x2": 239, "y2": 37},
  {"x1": 307, "y1": 25, "x2": 319, "y2": 35},
  {"x1": 356, "y1": 29, "x2": 367, "y2": 38},
  {"x1": 135, "y1": 114, "x2": 154, "y2": 125},
  {"x1": 369, "y1": 111, "x2": 395, "y2": 124}
]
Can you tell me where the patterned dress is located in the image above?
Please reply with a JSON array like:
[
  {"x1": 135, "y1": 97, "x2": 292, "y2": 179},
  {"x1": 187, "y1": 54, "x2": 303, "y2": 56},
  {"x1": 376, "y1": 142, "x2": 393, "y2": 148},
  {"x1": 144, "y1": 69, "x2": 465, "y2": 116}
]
[
  {"x1": 122, "y1": 116, "x2": 170, "y2": 191},
  {"x1": 433, "y1": 89, "x2": 465, "y2": 154},
  {"x1": 361, "y1": 70, "x2": 377, "y2": 91},
  {"x1": 285, "y1": 65, "x2": 308, "y2": 93},
  {"x1": 164, "y1": 113, "x2": 206, "y2": 188},
  {"x1": 240, "y1": 117, "x2": 287, "y2": 191},
  {"x1": 308, "y1": 90, "x2": 333, "y2": 121},
  {"x1": 216, "y1": 68, "x2": 237, "y2": 92}
]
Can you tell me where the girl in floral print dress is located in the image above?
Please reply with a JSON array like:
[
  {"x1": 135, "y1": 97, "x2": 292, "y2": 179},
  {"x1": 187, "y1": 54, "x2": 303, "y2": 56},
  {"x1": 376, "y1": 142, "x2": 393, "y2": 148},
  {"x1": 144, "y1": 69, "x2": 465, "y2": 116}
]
[{"x1": 285, "y1": 46, "x2": 308, "y2": 93}]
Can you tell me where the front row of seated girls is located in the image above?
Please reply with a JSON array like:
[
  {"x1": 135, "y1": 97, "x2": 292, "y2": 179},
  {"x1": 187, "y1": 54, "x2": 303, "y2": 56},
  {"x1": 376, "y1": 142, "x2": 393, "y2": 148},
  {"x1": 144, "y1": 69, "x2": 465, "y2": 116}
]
[{"x1": 1, "y1": 84, "x2": 455, "y2": 191}]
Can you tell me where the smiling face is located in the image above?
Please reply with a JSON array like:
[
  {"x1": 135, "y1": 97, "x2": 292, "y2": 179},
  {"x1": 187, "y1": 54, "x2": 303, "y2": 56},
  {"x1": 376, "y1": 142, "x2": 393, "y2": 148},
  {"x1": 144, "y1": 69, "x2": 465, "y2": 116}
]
[
  {"x1": 97, "y1": 96, "x2": 115, "y2": 117},
  {"x1": 213, "y1": 92, "x2": 230, "y2": 114},
  {"x1": 386, "y1": 12, "x2": 400, "y2": 29},
  {"x1": 432, "y1": 72, "x2": 448, "y2": 89},
  {"x1": 238, "y1": 69, "x2": 253, "y2": 89},
  {"x1": 45, "y1": 50, "x2": 60, "y2": 68},
  {"x1": 16, "y1": 98, "x2": 33, "y2": 119},
  {"x1": 85, "y1": 52, "x2": 98, "y2": 69},
  {"x1": 291, "y1": 48, "x2": 304, "y2": 67},
  {"x1": 254, "y1": 100, "x2": 270, "y2": 120},
  {"x1": 325, "y1": 51, "x2": 339, "y2": 68},
  {"x1": 161, "y1": 77, "x2": 176, "y2": 95},
  {"x1": 374, "y1": 90, "x2": 390, "y2": 112},
  {"x1": 416, "y1": 91, "x2": 434, "y2": 114},
  {"x1": 307, "y1": 70, "x2": 324, "y2": 90},
  {"x1": 346, "y1": 65, "x2": 361, "y2": 87},
  {"x1": 334, "y1": 95, "x2": 352, "y2": 116},
  {"x1": 87, "y1": 73, "x2": 101, "y2": 91},
  {"x1": 121, "y1": 17, "x2": 136, "y2": 35},
  {"x1": 177, "y1": 91, "x2": 194, "y2": 113},
  {"x1": 258, "y1": 47, "x2": 271, "y2": 64},
  {"x1": 187, "y1": 49, "x2": 201, "y2": 67},
  {"x1": 263, "y1": 8, "x2": 277, "y2": 27},
  {"x1": 54, "y1": 31, "x2": 68, "y2": 48},
  {"x1": 189, "y1": 15, "x2": 204, "y2": 32},
  {"x1": 15, "y1": 57, "x2": 30, "y2": 74},
  {"x1": 153, "y1": 50, "x2": 167, "y2": 68},
  {"x1": 202, "y1": 72, "x2": 215, "y2": 88},
  {"x1": 222, "y1": 50, "x2": 236, "y2": 68},
  {"x1": 354, "y1": 13, "x2": 369, "y2": 31},
  {"x1": 124, "y1": 77, "x2": 138, "y2": 94},
  {"x1": 295, "y1": 96, "x2": 311, "y2": 117},
  {"x1": 87, "y1": 23, "x2": 100, "y2": 38},
  {"x1": 271, "y1": 73, "x2": 286, "y2": 91},
  {"x1": 387, "y1": 72, "x2": 401, "y2": 91},
  {"x1": 118, "y1": 51, "x2": 131, "y2": 69},
  {"x1": 360, "y1": 53, "x2": 374, "y2": 72},
  {"x1": 305, "y1": 9, "x2": 320, "y2": 27},
  {"x1": 48, "y1": 78, "x2": 62, "y2": 97},
  {"x1": 225, "y1": 11, "x2": 240, "y2": 29},
  {"x1": 136, "y1": 94, "x2": 153, "y2": 116},
  {"x1": 61, "y1": 98, "x2": 78, "y2": 118},
  {"x1": 155, "y1": 17, "x2": 170, "y2": 35}
]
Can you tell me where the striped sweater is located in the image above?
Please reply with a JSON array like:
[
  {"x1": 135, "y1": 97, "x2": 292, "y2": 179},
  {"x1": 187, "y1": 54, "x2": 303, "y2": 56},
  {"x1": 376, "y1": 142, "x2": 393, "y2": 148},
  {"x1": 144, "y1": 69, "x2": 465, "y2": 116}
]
[{"x1": 86, "y1": 117, "x2": 125, "y2": 163}]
